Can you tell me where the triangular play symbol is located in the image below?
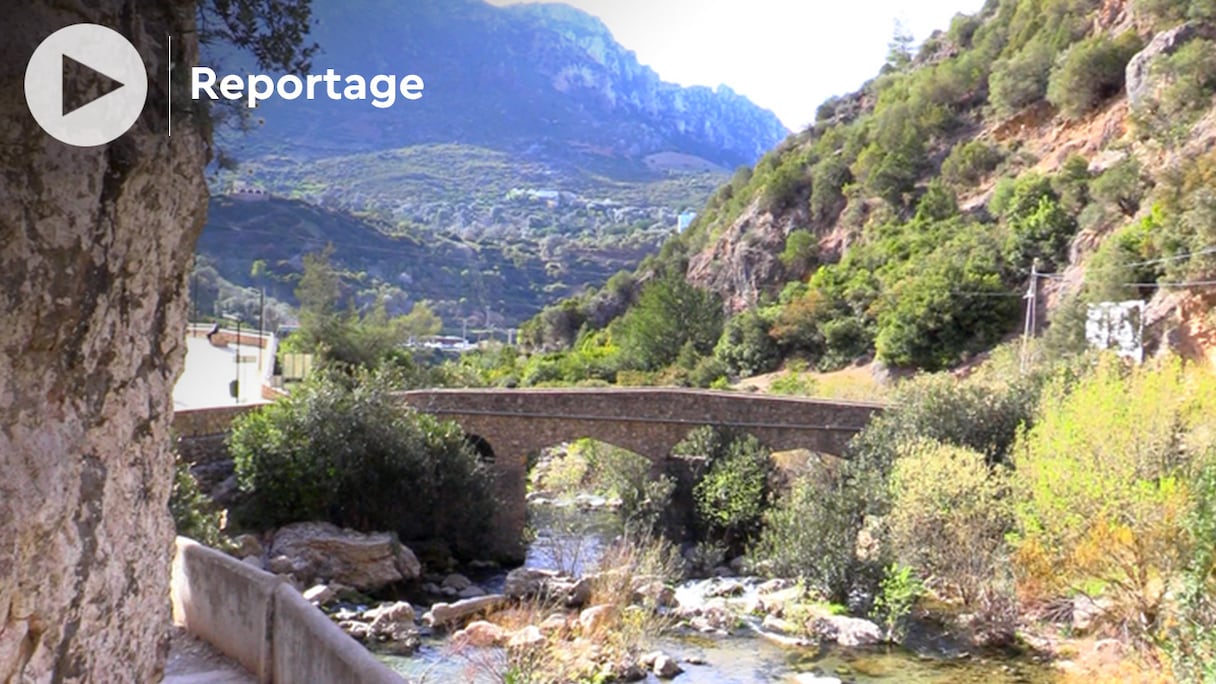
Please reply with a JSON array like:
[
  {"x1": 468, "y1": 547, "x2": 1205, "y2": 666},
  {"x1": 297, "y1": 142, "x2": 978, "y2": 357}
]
[{"x1": 62, "y1": 53, "x2": 126, "y2": 117}]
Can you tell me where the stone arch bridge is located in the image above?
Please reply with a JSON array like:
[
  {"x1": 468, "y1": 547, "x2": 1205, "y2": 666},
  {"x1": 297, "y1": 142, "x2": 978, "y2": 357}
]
[{"x1": 399, "y1": 388, "x2": 885, "y2": 560}]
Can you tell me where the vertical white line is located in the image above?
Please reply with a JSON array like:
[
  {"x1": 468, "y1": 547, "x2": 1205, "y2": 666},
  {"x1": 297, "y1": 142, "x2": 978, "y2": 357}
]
[{"x1": 167, "y1": 34, "x2": 172, "y2": 137}]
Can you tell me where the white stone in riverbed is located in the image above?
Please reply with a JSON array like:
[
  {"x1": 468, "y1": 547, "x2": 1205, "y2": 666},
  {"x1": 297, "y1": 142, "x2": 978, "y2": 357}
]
[
  {"x1": 508, "y1": 625, "x2": 545, "y2": 649},
  {"x1": 653, "y1": 653, "x2": 683, "y2": 679},
  {"x1": 302, "y1": 584, "x2": 337, "y2": 605},
  {"x1": 453, "y1": 620, "x2": 506, "y2": 647}
]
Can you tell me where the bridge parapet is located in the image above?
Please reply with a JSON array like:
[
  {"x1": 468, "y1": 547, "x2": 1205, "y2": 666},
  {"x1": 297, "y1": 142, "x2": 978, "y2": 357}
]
[{"x1": 400, "y1": 387, "x2": 885, "y2": 561}]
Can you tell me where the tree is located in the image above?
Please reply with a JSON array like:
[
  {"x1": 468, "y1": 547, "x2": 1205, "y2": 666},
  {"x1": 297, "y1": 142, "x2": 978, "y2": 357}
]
[
  {"x1": 0, "y1": 2, "x2": 314, "y2": 681},
  {"x1": 612, "y1": 273, "x2": 723, "y2": 371},
  {"x1": 229, "y1": 369, "x2": 495, "y2": 556}
]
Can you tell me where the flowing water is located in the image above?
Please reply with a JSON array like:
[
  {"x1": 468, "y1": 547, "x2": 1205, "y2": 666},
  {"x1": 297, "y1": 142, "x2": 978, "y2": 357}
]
[{"x1": 378, "y1": 505, "x2": 1059, "y2": 683}]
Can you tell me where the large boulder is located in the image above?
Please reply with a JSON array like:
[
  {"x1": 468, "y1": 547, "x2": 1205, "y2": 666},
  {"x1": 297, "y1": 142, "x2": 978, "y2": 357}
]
[
  {"x1": 268, "y1": 522, "x2": 421, "y2": 591},
  {"x1": 809, "y1": 615, "x2": 883, "y2": 647}
]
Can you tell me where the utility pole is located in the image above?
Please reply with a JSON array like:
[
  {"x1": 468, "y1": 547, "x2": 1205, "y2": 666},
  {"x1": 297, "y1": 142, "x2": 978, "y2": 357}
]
[
  {"x1": 1021, "y1": 259, "x2": 1039, "y2": 373},
  {"x1": 258, "y1": 287, "x2": 265, "y2": 373}
]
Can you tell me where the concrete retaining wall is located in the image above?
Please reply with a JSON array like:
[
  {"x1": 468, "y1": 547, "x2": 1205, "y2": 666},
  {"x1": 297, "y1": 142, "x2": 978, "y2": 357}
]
[
  {"x1": 171, "y1": 537, "x2": 403, "y2": 683},
  {"x1": 272, "y1": 584, "x2": 403, "y2": 684}
]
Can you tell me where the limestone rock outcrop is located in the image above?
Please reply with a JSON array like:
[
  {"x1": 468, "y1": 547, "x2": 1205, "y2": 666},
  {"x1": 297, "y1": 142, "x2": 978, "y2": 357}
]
[{"x1": 0, "y1": 3, "x2": 207, "y2": 681}]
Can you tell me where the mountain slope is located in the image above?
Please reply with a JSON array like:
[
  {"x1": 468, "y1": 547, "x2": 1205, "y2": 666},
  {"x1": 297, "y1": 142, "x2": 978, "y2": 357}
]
[
  {"x1": 227, "y1": 0, "x2": 788, "y2": 167},
  {"x1": 196, "y1": 196, "x2": 660, "y2": 328},
  {"x1": 525, "y1": 0, "x2": 1216, "y2": 375}
]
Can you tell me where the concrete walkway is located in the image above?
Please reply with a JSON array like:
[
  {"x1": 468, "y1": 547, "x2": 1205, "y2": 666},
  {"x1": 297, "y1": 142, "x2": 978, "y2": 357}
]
[{"x1": 164, "y1": 626, "x2": 256, "y2": 684}]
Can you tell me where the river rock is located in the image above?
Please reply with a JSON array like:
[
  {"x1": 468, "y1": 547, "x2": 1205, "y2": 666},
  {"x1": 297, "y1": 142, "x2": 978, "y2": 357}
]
[
  {"x1": 810, "y1": 615, "x2": 883, "y2": 647},
  {"x1": 443, "y1": 573, "x2": 473, "y2": 591},
  {"x1": 793, "y1": 675, "x2": 842, "y2": 684},
  {"x1": 458, "y1": 585, "x2": 488, "y2": 599},
  {"x1": 761, "y1": 614, "x2": 798, "y2": 635},
  {"x1": 632, "y1": 578, "x2": 677, "y2": 608},
  {"x1": 365, "y1": 601, "x2": 419, "y2": 646},
  {"x1": 508, "y1": 625, "x2": 546, "y2": 649},
  {"x1": 578, "y1": 604, "x2": 620, "y2": 634},
  {"x1": 302, "y1": 584, "x2": 337, "y2": 606},
  {"x1": 423, "y1": 594, "x2": 507, "y2": 629},
  {"x1": 231, "y1": 533, "x2": 265, "y2": 559},
  {"x1": 453, "y1": 620, "x2": 506, "y2": 647},
  {"x1": 653, "y1": 653, "x2": 683, "y2": 679},
  {"x1": 339, "y1": 620, "x2": 371, "y2": 641},
  {"x1": 756, "y1": 578, "x2": 794, "y2": 594},
  {"x1": 269, "y1": 522, "x2": 421, "y2": 592},
  {"x1": 539, "y1": 612, "x2": 569, "y2": 635},
  {"x1": 504, "y1": 567, "x2": 592, "y2": 607}
]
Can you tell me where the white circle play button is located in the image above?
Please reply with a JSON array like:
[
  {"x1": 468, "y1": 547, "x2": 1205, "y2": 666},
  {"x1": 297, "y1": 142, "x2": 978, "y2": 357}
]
[{"x1": 24, "y1": 23, "x2": 148, "y2": 147}]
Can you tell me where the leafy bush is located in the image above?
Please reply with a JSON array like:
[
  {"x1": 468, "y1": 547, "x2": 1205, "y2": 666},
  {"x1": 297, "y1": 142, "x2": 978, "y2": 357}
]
[
  {"x1": 779, "y1": 230, "x2": 818, "y2": 276},
  {"x1": 749, "y1": 473, "x2": 861, "y2": 602},
  {"x1": 941, "y1": 140, "x2": 1005, "y2": 189},
  {"x1": 691, "y1": 433, "x2": 775, "y2": 550},
  {"x1": 888, "y1": 439, "x2": 1012, "y2": 606},
  {"x1": 1010, "y1": 356, "x2": 1216, "y2": 633},
  {"x1": 170, "y1": 448, "x2": 226, "y2": 548},
  {"x1": 873, "y1": 230, "x2": 1015, "y2": 370},
  {"x1": 989, "y1": 39, "x2": 1054, "y2": 116},
  {"x1": 1046, "y1": 32, "x2": 1143, "y2": 118},
  {"x1": 714, "y1": 308, "x2": 781, "y2": 377},
  {"x1": 228, "y1": 369, "x2": 495, "y2": 557},
  {"x1": 873, "y1": 563, "x2": 925, "y2": 641},
  {"x1": 586, "y1": 441, "x2": 676, "y2": 535},
  {"x1": 1161, "y1": 456, "x2": 1216, "y2": 681},
  {"x1": 994, "y1": 173, "x2": 1078, "y2": 272}
]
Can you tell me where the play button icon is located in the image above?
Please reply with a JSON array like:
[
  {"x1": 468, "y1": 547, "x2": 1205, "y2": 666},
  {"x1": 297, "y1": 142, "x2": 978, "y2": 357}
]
[{"x1": 25, "y1": 24, "x2": 148, "y2": 147}]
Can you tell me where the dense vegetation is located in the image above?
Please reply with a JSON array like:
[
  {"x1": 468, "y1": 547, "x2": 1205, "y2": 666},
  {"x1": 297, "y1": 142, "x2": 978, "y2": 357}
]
[{"x1": 227, "y1": 369, "x2": 496, "y2": 558}]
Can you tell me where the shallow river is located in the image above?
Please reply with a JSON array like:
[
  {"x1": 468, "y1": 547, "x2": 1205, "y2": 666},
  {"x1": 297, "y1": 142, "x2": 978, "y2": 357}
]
[{"x1": 378, "y1": 505, "x2": 1058, "y2": 683}]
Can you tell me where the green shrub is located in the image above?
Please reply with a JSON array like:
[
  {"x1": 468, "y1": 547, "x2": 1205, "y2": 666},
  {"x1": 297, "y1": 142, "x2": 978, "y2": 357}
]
[
  {"x1": 996, "y1": 173, "x2": 1078, "y2": 272},
  {"x1": 941, "y1": 140, "x2": 1005, "y2": 189},
  {"x1": 989, "y1": 39, "x2": 1054, "y2": 116},
  {"x1": 1010, "y1": 356, "x2": 1216, "y2": 633},
  {"x1": 228, "y1": 369, "x2": 495, "y2": 558},
  {"x1": 749, "y1": 473, "x2": 861, "y2": 602},
  {"x1": 612, "y1": 272, "x2": 723, "y2": 371},
  {"x1": 873, "y1": 563, "x2": 925, "y2": 642},
  {"x1": 779, "y1": 230, "x2": 818, "y2": 276},
  {"x1": 584, "y1": 441, "x2": 675, "y2": 535},
  {"x1": 1046, "y1": 32, "x2": 1143, "y2": 118},
  {"x1": 170, "y1": 448, "x2": 225, "y2": 548},
  {"x1": 1161, "y1": 455, "x2": 1216, "y2": 681},
  {"x1": 810, "y1": 157, "x2": 851, "y2": 224},
  {"x1": 692, "y1": 433, "x2": 774, "y2": 550},
  {"x1": 714, "y1": 308, "x2": 781, "y2": 377},
  {"x1": 888, "y1": 439, "x2": 1011, "y2": 606},
  {"x1": 1090, "y1": 157, "x2": 1147, "y2": 216},
  {"x1": 845, "y1": 357, "x2": 1042, "y2": 519}
]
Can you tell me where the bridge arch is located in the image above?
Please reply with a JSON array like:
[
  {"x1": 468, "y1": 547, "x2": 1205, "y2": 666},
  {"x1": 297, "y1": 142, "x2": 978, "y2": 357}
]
[{"x1": 401, "y1": 388, "x2": 884, "y2": 561}]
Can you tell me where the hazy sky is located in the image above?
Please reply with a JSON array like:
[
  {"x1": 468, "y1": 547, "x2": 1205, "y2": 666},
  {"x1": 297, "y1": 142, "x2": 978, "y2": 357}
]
[{"x1": 488, "y1": 0, "x2": 989, "y2": 130}]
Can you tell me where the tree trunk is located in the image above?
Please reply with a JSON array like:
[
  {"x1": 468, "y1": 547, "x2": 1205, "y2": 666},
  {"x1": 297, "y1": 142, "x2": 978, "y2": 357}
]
[{"x1": 0, "y1": 2, "x2": 207, "y2": 681}]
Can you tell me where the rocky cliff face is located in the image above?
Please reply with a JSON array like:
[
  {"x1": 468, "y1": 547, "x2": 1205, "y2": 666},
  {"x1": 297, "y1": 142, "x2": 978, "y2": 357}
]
[
  {"x1": 0, "y1": 3, "x2": 208, "y2": 681},
  {"x1": 240, "y1": 0, "x2": 789, "y2": 168}
]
